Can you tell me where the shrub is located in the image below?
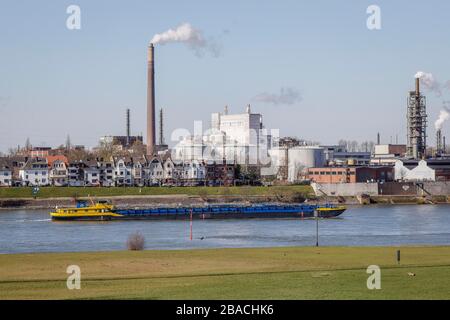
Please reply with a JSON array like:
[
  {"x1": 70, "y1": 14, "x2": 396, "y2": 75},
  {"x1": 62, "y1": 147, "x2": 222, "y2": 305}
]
[{"x1": 127, "y1": 231, "x2": 145, "y2": 251}]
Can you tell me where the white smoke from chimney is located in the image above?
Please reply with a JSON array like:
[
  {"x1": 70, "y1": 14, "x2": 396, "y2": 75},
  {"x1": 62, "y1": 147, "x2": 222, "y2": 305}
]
[
  {"x1": 253, "y1": 87, "x2": 302, "y2": 106},
  {"x1": 435, "y1": 102, "x2": 450, "y2": 130},
  {"x1": 151, "y1": 23, "x2": 221, "y2": 57},
  {"x1": 415, "y1": 71, "x2": 442, "y2": 96}
]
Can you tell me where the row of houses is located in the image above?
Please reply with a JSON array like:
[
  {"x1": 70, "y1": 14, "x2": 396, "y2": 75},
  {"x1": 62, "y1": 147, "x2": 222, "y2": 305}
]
[{"x1": 0, "y1": 155, "x2": 236, "y2": 187}]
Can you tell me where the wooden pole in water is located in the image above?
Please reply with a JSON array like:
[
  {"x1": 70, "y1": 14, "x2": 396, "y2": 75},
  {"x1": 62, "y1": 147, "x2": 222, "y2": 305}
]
[
  {"x1": 190, "y1": 209, "x2": 193, "y2": 241},
  {"x1": 315, "y1": 209, "x2": 319, "y2": 247}
]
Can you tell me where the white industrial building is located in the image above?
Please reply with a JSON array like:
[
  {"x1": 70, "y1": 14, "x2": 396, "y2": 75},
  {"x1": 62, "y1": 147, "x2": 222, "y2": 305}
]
[
  {"x1": 395, "y1": 159, "x2": 435, "y2": 181},
  {"x1": 261, "y1": 145, "x2": 326, "y2": 183},
  {"x1": 287, "y1": 146, "x2": 325, "y2": 182},
  {"x1": 173, "y1": 105, "x2": 272, "y2": 166},
  {"x1": 260, "y1": 146, "x2": 289, "y2": 180},
  {"x1": 371, "y1": 144, "x2": 407, "y2": 166}
]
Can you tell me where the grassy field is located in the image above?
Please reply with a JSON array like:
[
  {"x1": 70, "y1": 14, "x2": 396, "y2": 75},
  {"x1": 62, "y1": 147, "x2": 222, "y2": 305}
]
[
  {"x1": 0, "y1": 185, "x2": 313, "y2": 199},
  {"x1": 1, "y1": 246, "x2": 449, "y2": 299}
]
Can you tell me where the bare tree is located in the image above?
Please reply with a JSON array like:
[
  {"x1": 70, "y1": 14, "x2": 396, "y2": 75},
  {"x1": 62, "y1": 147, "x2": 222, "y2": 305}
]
[
  {"x1": 96, "y1": 140, "x2": 115, "y2": 160},
  {"x1": 67, "y1": 148, "x2": 90, "y2": 162},
  {"x1": 129, "y1": 140, "x2": 146, "y2": 157}
]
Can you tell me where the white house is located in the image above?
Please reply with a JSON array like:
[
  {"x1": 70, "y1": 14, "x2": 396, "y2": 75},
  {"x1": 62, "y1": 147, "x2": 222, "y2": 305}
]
[
  {"x1": 84, "y1": 164, "x2": 101, "y2": 186},
  {"x1": 67, "y1": 161, "x2": 86, "y2": 187},
  {"x1": 113, "y1": 157, "x2": 133, "y2": 186},
  {"x1": 181, "y1": 160, "x2": 206, "y2": 183},
  {"x1": 0, "y1": 164, "x2": 12, "y2": 187},
  {"x1": 97, "y1": 160, "x2": 114, "y2": 187},
  {"x1": 19, "y1": 158, "x2": 49, "y2": 186},
  {"x1": 162, "y1": 157, "x2": 175, "y2": 182},
  {"x1": 49, "y1": 159, "x2": 68, "y2": 186},
  {"x1": 146, "y1": 157, "x2": 164, "y2": 185},
  {"x1": 131, "y1": 160, "x2": 145, "y2": 187}
]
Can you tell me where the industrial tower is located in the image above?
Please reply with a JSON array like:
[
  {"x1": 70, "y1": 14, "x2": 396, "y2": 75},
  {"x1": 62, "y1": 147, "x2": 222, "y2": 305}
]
[
  {"x1": 406, "y1": 77, "x2": 427, "y2": 159},
  {"x1": 436, "y1": 129, "x2": 443, "y2": 156},
  {"x1": 147, "y1": 43, "x2": 156, "y2": 156}
]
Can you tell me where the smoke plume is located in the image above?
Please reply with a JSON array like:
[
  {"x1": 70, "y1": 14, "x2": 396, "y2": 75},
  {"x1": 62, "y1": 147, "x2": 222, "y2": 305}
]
[
  {"x1": 415, "y1": 71, "x2": 443, "y2": 96},
  {"x1": 253, "y1": 87, "x2": 302, "y2": 106},
  {"x1": 435, "y1": 101, "x2": 450, "y2": 130},
  {"x1": 151, "y1": 23, "x2": 221, "y2": 57}
]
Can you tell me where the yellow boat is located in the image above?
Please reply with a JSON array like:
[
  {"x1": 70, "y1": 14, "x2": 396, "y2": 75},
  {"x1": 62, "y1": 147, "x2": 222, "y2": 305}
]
[
  {"x1": 50, "y1": 200, "x2": 123, "y2": 221},
  {"x1": 316, "y1": 206, "x2": 347, "y2": 215}
]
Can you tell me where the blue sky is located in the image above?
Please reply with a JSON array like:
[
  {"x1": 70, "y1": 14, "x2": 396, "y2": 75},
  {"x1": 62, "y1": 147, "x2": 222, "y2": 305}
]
[{"x1": 1, "y1": 0, "x2": 450, "y2": 152}]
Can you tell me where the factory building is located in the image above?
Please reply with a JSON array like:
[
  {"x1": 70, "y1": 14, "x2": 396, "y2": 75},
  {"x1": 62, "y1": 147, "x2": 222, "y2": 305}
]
[
  {"x1": 394, "y1": 159, "x2": 450, "y2": 182},
  {"x1": 320, "y1": 145, "x2": 372, "y2": 166},
  {"x1": 370, "y1": 144, "x2": 407, "y2": 166},
  {"x1": 307, "y1": 166, "x2": 394, "y2": 184},
  {"x1": 321, "y1": 145, "x2": 346, "y2": 163},
  {"x1": 328, "y1": 151, "x2": 371, "y2": 166},
  {"x1": 173, "y1": 105, "x2": 272, "y2": 167}
]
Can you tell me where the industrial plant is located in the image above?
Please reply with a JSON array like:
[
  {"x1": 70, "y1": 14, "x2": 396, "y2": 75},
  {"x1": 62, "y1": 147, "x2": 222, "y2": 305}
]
[
  {"x1": 1, "y1": 42, "x2": 450, "y2": 197},
  {"x1": 141, "y1": 43, "x2": 449, "y2": 179}
]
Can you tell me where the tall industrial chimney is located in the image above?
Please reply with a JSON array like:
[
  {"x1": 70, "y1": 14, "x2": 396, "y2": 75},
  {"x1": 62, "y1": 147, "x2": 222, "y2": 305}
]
[
  {"x1": 126, "y1": 108, "x2": 130, "y2": 147},
  {"x1": 415, "y1": 77, "x2": 420, "y2": 96},
  {"x1": 159, "y1": 108, "x2": 164, "y2": 146},
  {"x1": 147, "y1": 43, "x2": 156, "y2": 156},
  {"x1": 436, "y1": 129, "x2": 443, "y2": 156},
  {"x1": 444, "y1": 136, "x2": 447, "y2": 154}
]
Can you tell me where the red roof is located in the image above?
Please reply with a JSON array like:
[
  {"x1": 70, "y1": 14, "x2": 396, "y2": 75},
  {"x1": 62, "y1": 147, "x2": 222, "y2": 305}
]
[{"x1": 46, "y1": 155, "x2": 68, "y2": 167}]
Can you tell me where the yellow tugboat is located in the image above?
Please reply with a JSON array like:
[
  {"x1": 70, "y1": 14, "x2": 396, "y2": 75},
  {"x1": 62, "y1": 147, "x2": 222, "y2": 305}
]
[{"x1": 50, "y1": 200, "x2": 122, "y2": 221}]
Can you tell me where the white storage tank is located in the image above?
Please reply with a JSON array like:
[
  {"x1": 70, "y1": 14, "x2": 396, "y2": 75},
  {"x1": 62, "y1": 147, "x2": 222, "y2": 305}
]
[
  {"x1": 268, "y1": 147, "x2": 288, "y2": 167},
  {"x1": 288, "y1": 146, "x2": 325, "y2": 182}
]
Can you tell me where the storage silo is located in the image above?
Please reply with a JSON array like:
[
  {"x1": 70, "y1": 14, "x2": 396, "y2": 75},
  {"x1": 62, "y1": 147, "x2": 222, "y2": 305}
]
[{"x1": 288, "y1": 146, "x2": 325, "y2": 182}]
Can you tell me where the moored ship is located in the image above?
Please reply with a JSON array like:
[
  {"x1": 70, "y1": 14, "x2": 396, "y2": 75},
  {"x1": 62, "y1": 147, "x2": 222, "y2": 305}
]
[{"x1": 50, "y1": 200, "x2": 346, "y2": 221}]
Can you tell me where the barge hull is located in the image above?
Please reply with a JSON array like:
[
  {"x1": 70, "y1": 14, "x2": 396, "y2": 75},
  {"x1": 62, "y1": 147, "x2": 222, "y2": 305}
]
[{"x1": 51, "y1": 209, "x2": 345, "y2": 221}]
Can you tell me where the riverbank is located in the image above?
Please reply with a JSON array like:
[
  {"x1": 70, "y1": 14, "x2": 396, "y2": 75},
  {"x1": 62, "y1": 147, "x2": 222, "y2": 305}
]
[
  {"x1": 1, "y1": 194, "x2": 449, "y2": 210},
  {"x1": 0, "y1": 185, "x2": 313, "y2": 199},
  {"x1": 1, "y1": 246, "x2": 449, "y2": 299},
  {"x1": 0, "y1": 185, "x2": 313, "y2": 209}
]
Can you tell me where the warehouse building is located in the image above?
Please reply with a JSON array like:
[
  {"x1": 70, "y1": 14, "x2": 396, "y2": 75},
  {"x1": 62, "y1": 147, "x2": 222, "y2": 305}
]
[
  {"x1": 307, "y1": 166, "x2": 394, "y2": 184},
  {"x1": 371, "y1": 144, "x2": 407, "y2": 166},
  {"x1": 394, "y1": 159, "x2": 450, "y2": 181}
]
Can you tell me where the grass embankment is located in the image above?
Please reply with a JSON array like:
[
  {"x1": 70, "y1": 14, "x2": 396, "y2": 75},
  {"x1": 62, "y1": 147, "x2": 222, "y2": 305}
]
[
  {"x1": 0, "y1": 185, "x2": 313, "y2": 199},
  {"x1": 1, "y1": 246, "x2": 449, "y2": 299}
]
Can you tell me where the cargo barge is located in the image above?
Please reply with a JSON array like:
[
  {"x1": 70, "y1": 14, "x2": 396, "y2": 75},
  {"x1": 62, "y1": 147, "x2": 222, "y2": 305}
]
[{"x1": 50, "y1": 200, "x2": 346, "y2": 221}]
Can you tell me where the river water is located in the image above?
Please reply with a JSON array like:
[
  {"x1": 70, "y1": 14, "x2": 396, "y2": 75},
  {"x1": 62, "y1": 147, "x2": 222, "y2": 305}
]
[{"x1": 1, "y1": 205, "x2": 449, "y2": 254}]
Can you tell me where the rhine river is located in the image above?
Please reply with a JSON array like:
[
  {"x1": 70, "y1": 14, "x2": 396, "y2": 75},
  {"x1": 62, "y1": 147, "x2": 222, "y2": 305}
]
[{"x1": 1, "y1": 204, "x2": 449, "y2": 254}]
